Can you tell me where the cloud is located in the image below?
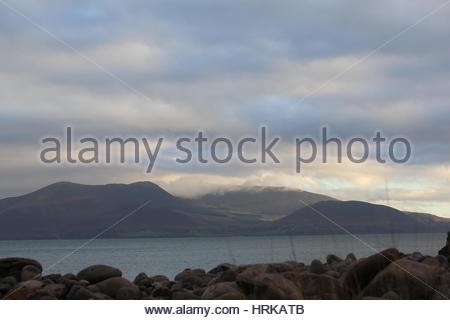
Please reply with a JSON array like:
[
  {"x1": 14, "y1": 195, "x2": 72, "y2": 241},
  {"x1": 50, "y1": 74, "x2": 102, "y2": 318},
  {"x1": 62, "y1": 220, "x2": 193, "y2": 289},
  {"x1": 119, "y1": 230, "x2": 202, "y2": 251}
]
[{"x1": 0, "y1": 0, "x2": 449, "y2": 216}]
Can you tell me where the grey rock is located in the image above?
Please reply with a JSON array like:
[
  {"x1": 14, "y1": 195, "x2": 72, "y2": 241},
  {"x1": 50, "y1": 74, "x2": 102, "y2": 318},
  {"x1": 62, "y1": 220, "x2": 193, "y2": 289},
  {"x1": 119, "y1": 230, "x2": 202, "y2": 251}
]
[
  {"x1": 326, "y1": 254, "x2": 343, "y2": 265},
  {"x1": 21, "y1": 265, "x2": 42, "y2": 282},
  {"x1": 345, "y1": 253, "x2": 357, "y2": 264},
  {"x1": 116, "y1": 286, "x2": 141, "y2": 300},
  {"x1": 201, "y1": 282, "x2": 245, "y2": 300},
  {"x1": 0, "y1": 258, "x2": 42, "y2": 281},
  {"x1": 66, "y1": 285, "x2": 110, "y2": 300},
  {"x1": 310, "y1": 259, "x2": 325, "y2": 275},
  {"x1": 90, "y1": 277, "x2": 136, "y2": 298},
  {"x1": 77, "y1": 265, "x2": 122, "y2": 284}
]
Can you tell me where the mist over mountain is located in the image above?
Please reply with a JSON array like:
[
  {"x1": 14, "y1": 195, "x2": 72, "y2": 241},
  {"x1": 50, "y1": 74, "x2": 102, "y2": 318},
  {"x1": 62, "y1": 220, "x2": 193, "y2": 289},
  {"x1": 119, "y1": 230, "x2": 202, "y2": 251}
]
[
  {"x1": 0, "y1": 181, "x2": 447, "y2": 240},
  {"x1": 195, "y1": 186, "x2": 336, "y2": 220}
]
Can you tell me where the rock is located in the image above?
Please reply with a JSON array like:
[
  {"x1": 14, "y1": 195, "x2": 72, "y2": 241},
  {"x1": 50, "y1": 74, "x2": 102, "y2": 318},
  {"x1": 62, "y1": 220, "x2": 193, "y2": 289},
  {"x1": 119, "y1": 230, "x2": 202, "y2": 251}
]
[
  {"x1": 435, "y1": 255, "x2": 449, "y2": 268},
  {"x1": 116, "y1": 286, "x2": 141, "y2": 299},
  {"x1": 201, "y1": 282, "x2": 245, "y2": 300},
  {"x1": 43, "y1": 284, "x2": 67, "y2": 299},
  {"x1": 254, "y1": 273, "x2": 303, "y2": 299},
  {"x1": 149, "y1": 275, "x2": 170, "y2": 284},
  {"x1": 266, "y1": 263, "x2": 295, "y2": 273},
  {"x1": 438, "y1": 230, "x2": 450, "y2": 257},
  {"x1": 79, "y1": 280, "x2": 90, "y2": 286},
  {"x1": 175, "y1": 268, "x2": 206, "y2": 280},
  {"x1": 329, "y1": 261, "x2": 348, "y2": 274},
  {"x1": 0, "y1": 258, "x2": 42, "y2": 281},
  {"x1": 152, "y1": 285, "x2": 172, "y2": 299},
  {"x1": 360, "y1": 258, "x2": 440, "y2": 299},
  {"x1": 0, "y1": 276, "x2": 17, "y2": 293},
  {"x1": 3, "y1": 279, "x2": 45, "y2": 299},
  {"x1": 345, "y1": 253, "x2": 357, "y2": 264},
  {"x1": 4, "y1": 287, "x2": 39, "y2": 299},
  {"x1": 77, "y1": 265, "x2": 122, "y2": 284},
  {"x1": 42, "y1": 274, "x2": 63, "y2": 283},
  {"x1": 406, "y1": 252, "x2": 423, "y2": 262},
  {"x1": 174, "y1": 269, "x2": 210, "y2": 290},
  {"x1": 283, "y1": 272, "x2": 349, "y2": 299},
  {"x1": 18, "y1": 279, "x2": 45, "y2": 290},
  {"x1": 310, "y1": 259, "x2": 325, "y2": 275},
  {"x1": 215, "y1": 269, "x2": 237, "y2": 283},
  {"x1": 326, "y1": 254, "x2": 343, "y2": 265},
  {"x1": 133, "y1": 272, "x2": 152, "y2": 287},
  {"x1": 382, "y1": 290, "x2": 400, "y2": 300},
  {"x1": 325, "y1": 270, "x2": 340, "y2": 279},
  {"x1": 235, "y1": 264, "x2": 267, "y2": 294},
  {"x1": 207, "y1": 263, "x2": 238, "y2": 275},
  {"x1": 172, "y1": 289, "x2": 200, "y2": 300},
  {"x1": 421, "y1": 256, "x2": 441, "y2": 268},
  {"x1": 193, "y1": 286, "x2": 207, "y2": 297},
  {"x1": 343, "y1": 248, "x2": 401, "y2": 296},
  {"x1": 21, "y1": 265, "x2": 42, "y2": 281},
  {"x1": 63, "y1": 273, "x2": 77, "y2": 280},
  {"x1": 90, "y1": 277, "x2": 136, "y2": 298},
  {"x1": 66, "y1": 285, "x2": 110, "y2": 300}
]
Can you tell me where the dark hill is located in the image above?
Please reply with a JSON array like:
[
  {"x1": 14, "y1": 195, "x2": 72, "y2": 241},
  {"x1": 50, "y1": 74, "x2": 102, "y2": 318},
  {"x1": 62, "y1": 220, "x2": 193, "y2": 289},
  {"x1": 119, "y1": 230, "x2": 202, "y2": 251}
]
[
  {"x1": 0, "y1": 182, "x2": 246, "y2": 239},
  {"x1": 266, "y1": 201, "x2": 448, "y2": 235},
  {"x1": 0, "y1": 183, "x2": 448, "y2": 239}
]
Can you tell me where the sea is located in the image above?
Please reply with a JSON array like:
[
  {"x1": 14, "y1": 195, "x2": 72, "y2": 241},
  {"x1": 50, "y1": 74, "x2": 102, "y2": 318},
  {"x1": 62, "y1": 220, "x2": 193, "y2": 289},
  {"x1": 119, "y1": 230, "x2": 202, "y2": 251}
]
[{"x1": 0, "y1": 233, "x2": 446, "y2": 280}]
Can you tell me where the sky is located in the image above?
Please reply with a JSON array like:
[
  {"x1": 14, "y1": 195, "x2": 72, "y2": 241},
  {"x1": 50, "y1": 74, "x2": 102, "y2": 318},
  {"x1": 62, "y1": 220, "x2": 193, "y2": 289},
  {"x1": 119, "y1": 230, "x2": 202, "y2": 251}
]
[{"x1": 0, "y1": 0, "x2": 449, "y2": 217}]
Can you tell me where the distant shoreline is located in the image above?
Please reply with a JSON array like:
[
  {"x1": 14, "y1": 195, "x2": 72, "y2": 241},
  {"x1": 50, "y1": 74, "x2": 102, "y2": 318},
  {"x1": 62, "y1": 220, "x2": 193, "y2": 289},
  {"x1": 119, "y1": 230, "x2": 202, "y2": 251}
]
[{"x1": 0, "y1": 231, "x2": 447, "y2": 242}]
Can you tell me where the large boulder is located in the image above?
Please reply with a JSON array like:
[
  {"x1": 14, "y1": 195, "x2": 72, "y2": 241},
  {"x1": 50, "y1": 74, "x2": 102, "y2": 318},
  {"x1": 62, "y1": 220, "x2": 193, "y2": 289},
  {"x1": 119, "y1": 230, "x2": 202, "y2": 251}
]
[
  {"x1": 360, "y1": 258, "x2": 441, "y2": 299},
  {"x1": 253, "y1": 273, "x2": 303, "y2": 300},
  {"x1": 235, "y1": 264, "x2": 268, "y2": 295},
  {"x1": 266, "y1": 263, "x2": 295, "y2": 274},
  {"x1": 77, "y1": 265, "x2": 122, "y2": 284},
  {"x1": 201, "y1": 282, "x2": 245, "y2": 300},
  {"x1": 66, "y1": 285, "x2": 110, "y2": 300},
  {"x1": 309, "y1": 259, "x2": 325, "y2": 275},
  {"x1": 207, "y1": 263, "x2": 238, "y2": 275},
  {"x1": 283, "y1": 272, "x2": 349, "y2": 299},
  {"x1": 89, "y1": 277, "x2": 138, "y2": 298},
  {"x1": 133, "y1": 272, "x2": 152, "y2": 287},
  {"x1": 42, "y1": 283, "x2": 68, "y2": 299},
  {"x1": 3, "y1": 280, "x2": 45, "y2": 300},
  {"x1": 0, "y1": 276, "x2": 17, "y2": 295},
  {"x1": 116, "y1": 286, "x2": 141, "y2": 300},
  {"x1": 0, "y1": 258, "x2": 42, "y2": 281},
  {"x1": 343, "y1": 248, "x2": 401, "y2": 296},
  {"x1": 174, "y1": 269, "x2": 210, "y2": 290},
  {"x1": 438, "y1": 231, "x2": 450, "y2": 258},
  {"x1": 21, "y1": 265, "x2": 42, "y2": 281}
]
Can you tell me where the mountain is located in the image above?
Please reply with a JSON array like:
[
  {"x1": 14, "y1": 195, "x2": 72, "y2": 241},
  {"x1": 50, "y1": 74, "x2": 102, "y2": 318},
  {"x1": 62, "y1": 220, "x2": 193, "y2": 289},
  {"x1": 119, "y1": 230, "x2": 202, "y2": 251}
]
[
  {"x1": 0, "y1": 181, "x2": 250, "y2": 239},
  {"x1": 403, "y1": 211, "x2": 450, "y2": 233},
  {"x1": 0, "y1": 182, "x2": 448, "y2": 240},
  {"x1": 265, "y1": 201, "x2": 450, "y2": 235},
  {"x1": 195, "y1": 186, "x2": 336, "y2": 220}
]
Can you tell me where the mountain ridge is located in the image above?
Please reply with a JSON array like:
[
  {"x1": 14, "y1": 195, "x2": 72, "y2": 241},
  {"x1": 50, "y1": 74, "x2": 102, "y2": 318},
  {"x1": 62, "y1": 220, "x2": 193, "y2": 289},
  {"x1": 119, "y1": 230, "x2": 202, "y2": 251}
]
[{"x1": 0, "y1": 181, "x2": 448, "y2": 239}]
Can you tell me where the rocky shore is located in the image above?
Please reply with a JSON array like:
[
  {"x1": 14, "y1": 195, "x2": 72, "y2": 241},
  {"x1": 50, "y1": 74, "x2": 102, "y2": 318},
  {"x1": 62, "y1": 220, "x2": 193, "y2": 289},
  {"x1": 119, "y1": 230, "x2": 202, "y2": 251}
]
[{"x1": 1, "y1": 235, "x2": 450, "y2": 300}]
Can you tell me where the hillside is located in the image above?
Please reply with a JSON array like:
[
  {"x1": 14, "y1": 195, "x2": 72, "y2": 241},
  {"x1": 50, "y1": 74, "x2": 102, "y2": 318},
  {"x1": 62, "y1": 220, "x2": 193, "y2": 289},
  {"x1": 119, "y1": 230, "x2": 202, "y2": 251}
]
[
  {"x1": 195, "y1": 186, "x2": 336, "y2": 220},
  {"x1": 0, "y1": 182, "x2": 448, "y2": 239},
  {"x1": 265, "y1": 201, "x2": 449, "y2": 235},
  {"x1": 0, "y1": 182, "x2": 249, "y2": 239}
]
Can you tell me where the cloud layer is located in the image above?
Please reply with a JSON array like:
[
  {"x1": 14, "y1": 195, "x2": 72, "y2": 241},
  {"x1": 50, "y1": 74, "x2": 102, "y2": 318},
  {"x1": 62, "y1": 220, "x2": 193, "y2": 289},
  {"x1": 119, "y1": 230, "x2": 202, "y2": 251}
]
[{"x1": 0, "y1": 0, "x2": 449, "y2": 216}]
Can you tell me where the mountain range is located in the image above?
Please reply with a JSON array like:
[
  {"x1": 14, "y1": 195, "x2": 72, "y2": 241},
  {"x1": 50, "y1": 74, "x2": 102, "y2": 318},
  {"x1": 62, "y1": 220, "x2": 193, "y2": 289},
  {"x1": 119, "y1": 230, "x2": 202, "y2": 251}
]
[{"x1": 0, "y1": 181, "x2": 448, "y2": 240}]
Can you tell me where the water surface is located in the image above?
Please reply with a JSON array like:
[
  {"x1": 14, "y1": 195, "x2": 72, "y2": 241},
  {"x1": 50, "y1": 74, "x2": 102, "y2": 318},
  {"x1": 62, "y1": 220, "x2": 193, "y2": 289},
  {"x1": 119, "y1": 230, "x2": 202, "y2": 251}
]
[{"x1": 0, "y1": 233, "x2": 445, "y2": 279}]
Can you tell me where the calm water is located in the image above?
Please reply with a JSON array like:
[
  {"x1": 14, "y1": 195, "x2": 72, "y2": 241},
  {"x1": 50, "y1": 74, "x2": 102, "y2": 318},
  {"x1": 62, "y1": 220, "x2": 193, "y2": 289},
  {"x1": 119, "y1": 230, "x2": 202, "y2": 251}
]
[{"x1": 0, "y1": 234, "x2": 445, "y2": 280}]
